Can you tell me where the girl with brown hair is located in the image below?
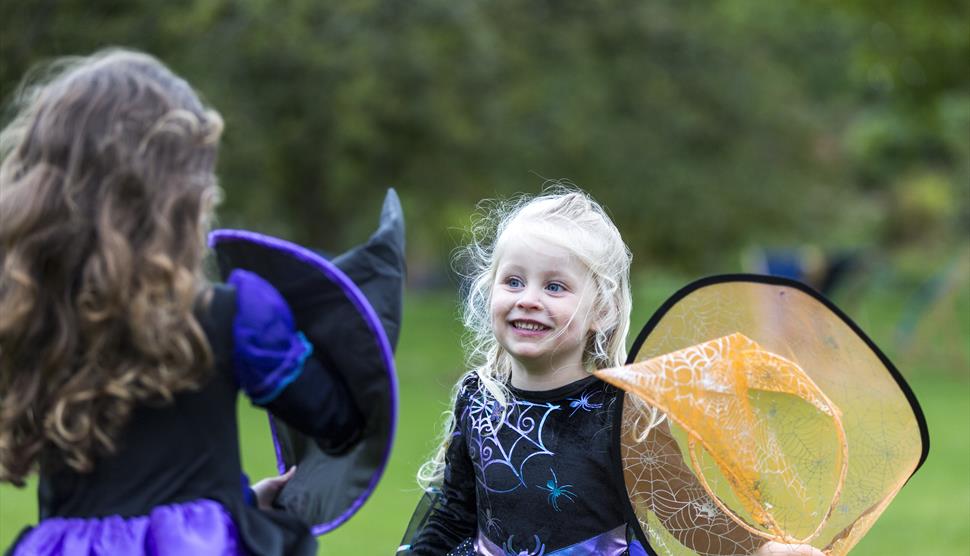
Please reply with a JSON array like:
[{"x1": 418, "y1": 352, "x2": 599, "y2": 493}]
[{"x1": 0, "y1": 49, "x2": 369, "y2": 555}]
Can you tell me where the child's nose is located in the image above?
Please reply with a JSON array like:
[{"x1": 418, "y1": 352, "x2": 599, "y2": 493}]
[{"x1": 515, "y1": 287, "x2": 543, "y2": 309}]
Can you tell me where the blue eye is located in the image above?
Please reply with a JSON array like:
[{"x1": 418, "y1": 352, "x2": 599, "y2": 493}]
[
  {"x1": 546, "y1": 282, "x2": 565, "y2": 293},
  {"x1": 506, "y1": 277, "x2": 523, "y2": 288}
]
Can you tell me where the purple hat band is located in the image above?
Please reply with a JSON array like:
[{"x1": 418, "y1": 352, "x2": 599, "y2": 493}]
[{"x1": 208, "y1": 229, "x2": 398, "y2": 535}]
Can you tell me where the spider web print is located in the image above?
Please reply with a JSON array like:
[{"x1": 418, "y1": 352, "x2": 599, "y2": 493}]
[
  {"x1": 463, "y1": 383, "x2": 562, "y2": 494},
  {"x1": 620, "y1": 401, "x2": 764, "y2": 556},
  {"x1": 594, "y1": 281, "x2": 925, "y2": 556},
  {"x1": 607, "y1": 334, "x2": 846, "y2": 545}
]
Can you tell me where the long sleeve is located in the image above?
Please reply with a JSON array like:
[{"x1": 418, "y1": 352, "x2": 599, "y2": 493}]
[
  {"x1": 229, "y1": 268, "x2": 364, "y2": 453},
  {"x1": 406, "y1": 395, "x2": 478, "y2": 554}
]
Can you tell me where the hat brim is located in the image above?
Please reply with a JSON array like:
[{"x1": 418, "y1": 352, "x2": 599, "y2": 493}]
[
  {"x1": 596, "y1": 274, "x2": 928, "y2": 554},
  {"x1": 209, "y1": 191, "x2": 403, "y2": 535}
]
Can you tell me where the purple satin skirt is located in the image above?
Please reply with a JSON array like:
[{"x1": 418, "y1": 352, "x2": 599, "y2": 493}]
[
  {"x1": 472, "y1": 524, "x2": 638, "y2": 555},
  {"x1": 13, "y1": 499, "x2": 243, "y2": 556}
]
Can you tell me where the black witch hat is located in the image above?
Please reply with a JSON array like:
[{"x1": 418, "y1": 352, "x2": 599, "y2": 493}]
[{"x1": 209, "y1": 189, "x2": 404, "y2": 534}]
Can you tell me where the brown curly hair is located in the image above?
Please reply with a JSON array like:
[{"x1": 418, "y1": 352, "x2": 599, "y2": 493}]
[{"x1": 0, "y1": 49, "x2": 224, "y2": 485}]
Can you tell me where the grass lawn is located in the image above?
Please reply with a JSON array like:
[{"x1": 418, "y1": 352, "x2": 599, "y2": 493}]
[{"x1": 2, "y1": 284, "x2": 967, "y2": 554}]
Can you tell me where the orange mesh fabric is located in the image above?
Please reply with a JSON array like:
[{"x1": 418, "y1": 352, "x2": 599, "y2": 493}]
[{"x1": 594, "y1": 279, "x2": 926, "y2": 556}]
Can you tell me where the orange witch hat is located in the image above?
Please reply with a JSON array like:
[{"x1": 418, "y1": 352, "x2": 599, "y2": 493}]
[{"x1": 594, "y1": 275, "x2": 927, "y2": 556}]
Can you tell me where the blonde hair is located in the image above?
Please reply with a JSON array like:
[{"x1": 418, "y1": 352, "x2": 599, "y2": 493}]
[
  {"x1": 0, "y1": 49, "x2": 224, "y2": 485},
  {"x1": 418, "y1": 183, "x2": 633, "y2": 488}
]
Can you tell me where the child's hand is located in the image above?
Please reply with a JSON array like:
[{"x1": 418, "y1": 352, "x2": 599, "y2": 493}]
[
  {"x1": 251, "y1": 466, "x2": 296, "y2": 511},
  {"x1": 753, "y1": 541, "x2": 826, "y2": 556}
]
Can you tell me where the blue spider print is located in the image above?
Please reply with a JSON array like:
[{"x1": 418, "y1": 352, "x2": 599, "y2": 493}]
[
  {"x1": 503, "y1": 534, "x2": 545, "y2": 555},
  {"x1": 566, "y1": 389, "x2": 602, "y2": 417},
  {"x1": 536, "y1": 468, "x2": 576, "y2": 511}
]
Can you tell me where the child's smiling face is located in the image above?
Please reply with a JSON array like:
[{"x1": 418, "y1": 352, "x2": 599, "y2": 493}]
[{"x1": 490, "y1": 225, "x2": 596, "y2": 384}]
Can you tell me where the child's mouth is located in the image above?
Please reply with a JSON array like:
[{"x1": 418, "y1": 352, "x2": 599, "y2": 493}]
[{"x1": 511, "y1": 320, "x2": 551, "y2": 332}]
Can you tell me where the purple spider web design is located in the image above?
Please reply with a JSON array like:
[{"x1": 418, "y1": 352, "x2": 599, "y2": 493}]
[{"x1": 465, "y1": 385, "x2": 562, "y2": 494}]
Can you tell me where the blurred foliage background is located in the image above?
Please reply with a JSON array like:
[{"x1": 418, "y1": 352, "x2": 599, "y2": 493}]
[
  {"x1": 3, "y1": 0, "x2": 967, "y2": 271},
  {"x1": 1, "y1": 0, "x2": 967, "y2": 554}
]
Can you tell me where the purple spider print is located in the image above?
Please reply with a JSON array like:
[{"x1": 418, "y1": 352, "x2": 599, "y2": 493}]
[
  {"x1": 503, "y1": 534, "x2": 545, "y2": 556},
  {"x1": 566, "y1": 390, "x2": 602, "y2": 417}
]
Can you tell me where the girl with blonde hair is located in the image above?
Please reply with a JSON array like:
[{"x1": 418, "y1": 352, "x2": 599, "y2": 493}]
[{"x1": 400, "y1": 186, "x2": 824, "y2": 556}]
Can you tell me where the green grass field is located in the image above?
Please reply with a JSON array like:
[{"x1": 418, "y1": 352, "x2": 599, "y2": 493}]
[{"x1": 2, "y1": 282, "x2": 968, "y2": 554}]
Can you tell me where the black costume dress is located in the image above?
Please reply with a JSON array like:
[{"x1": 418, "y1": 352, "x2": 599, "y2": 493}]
[
  {"x1": 10, "y1": 271, "x2": 362, "y2": 556},
  {"x1": 403, "y1": 374, "x2": 648, "y2": 556}
]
